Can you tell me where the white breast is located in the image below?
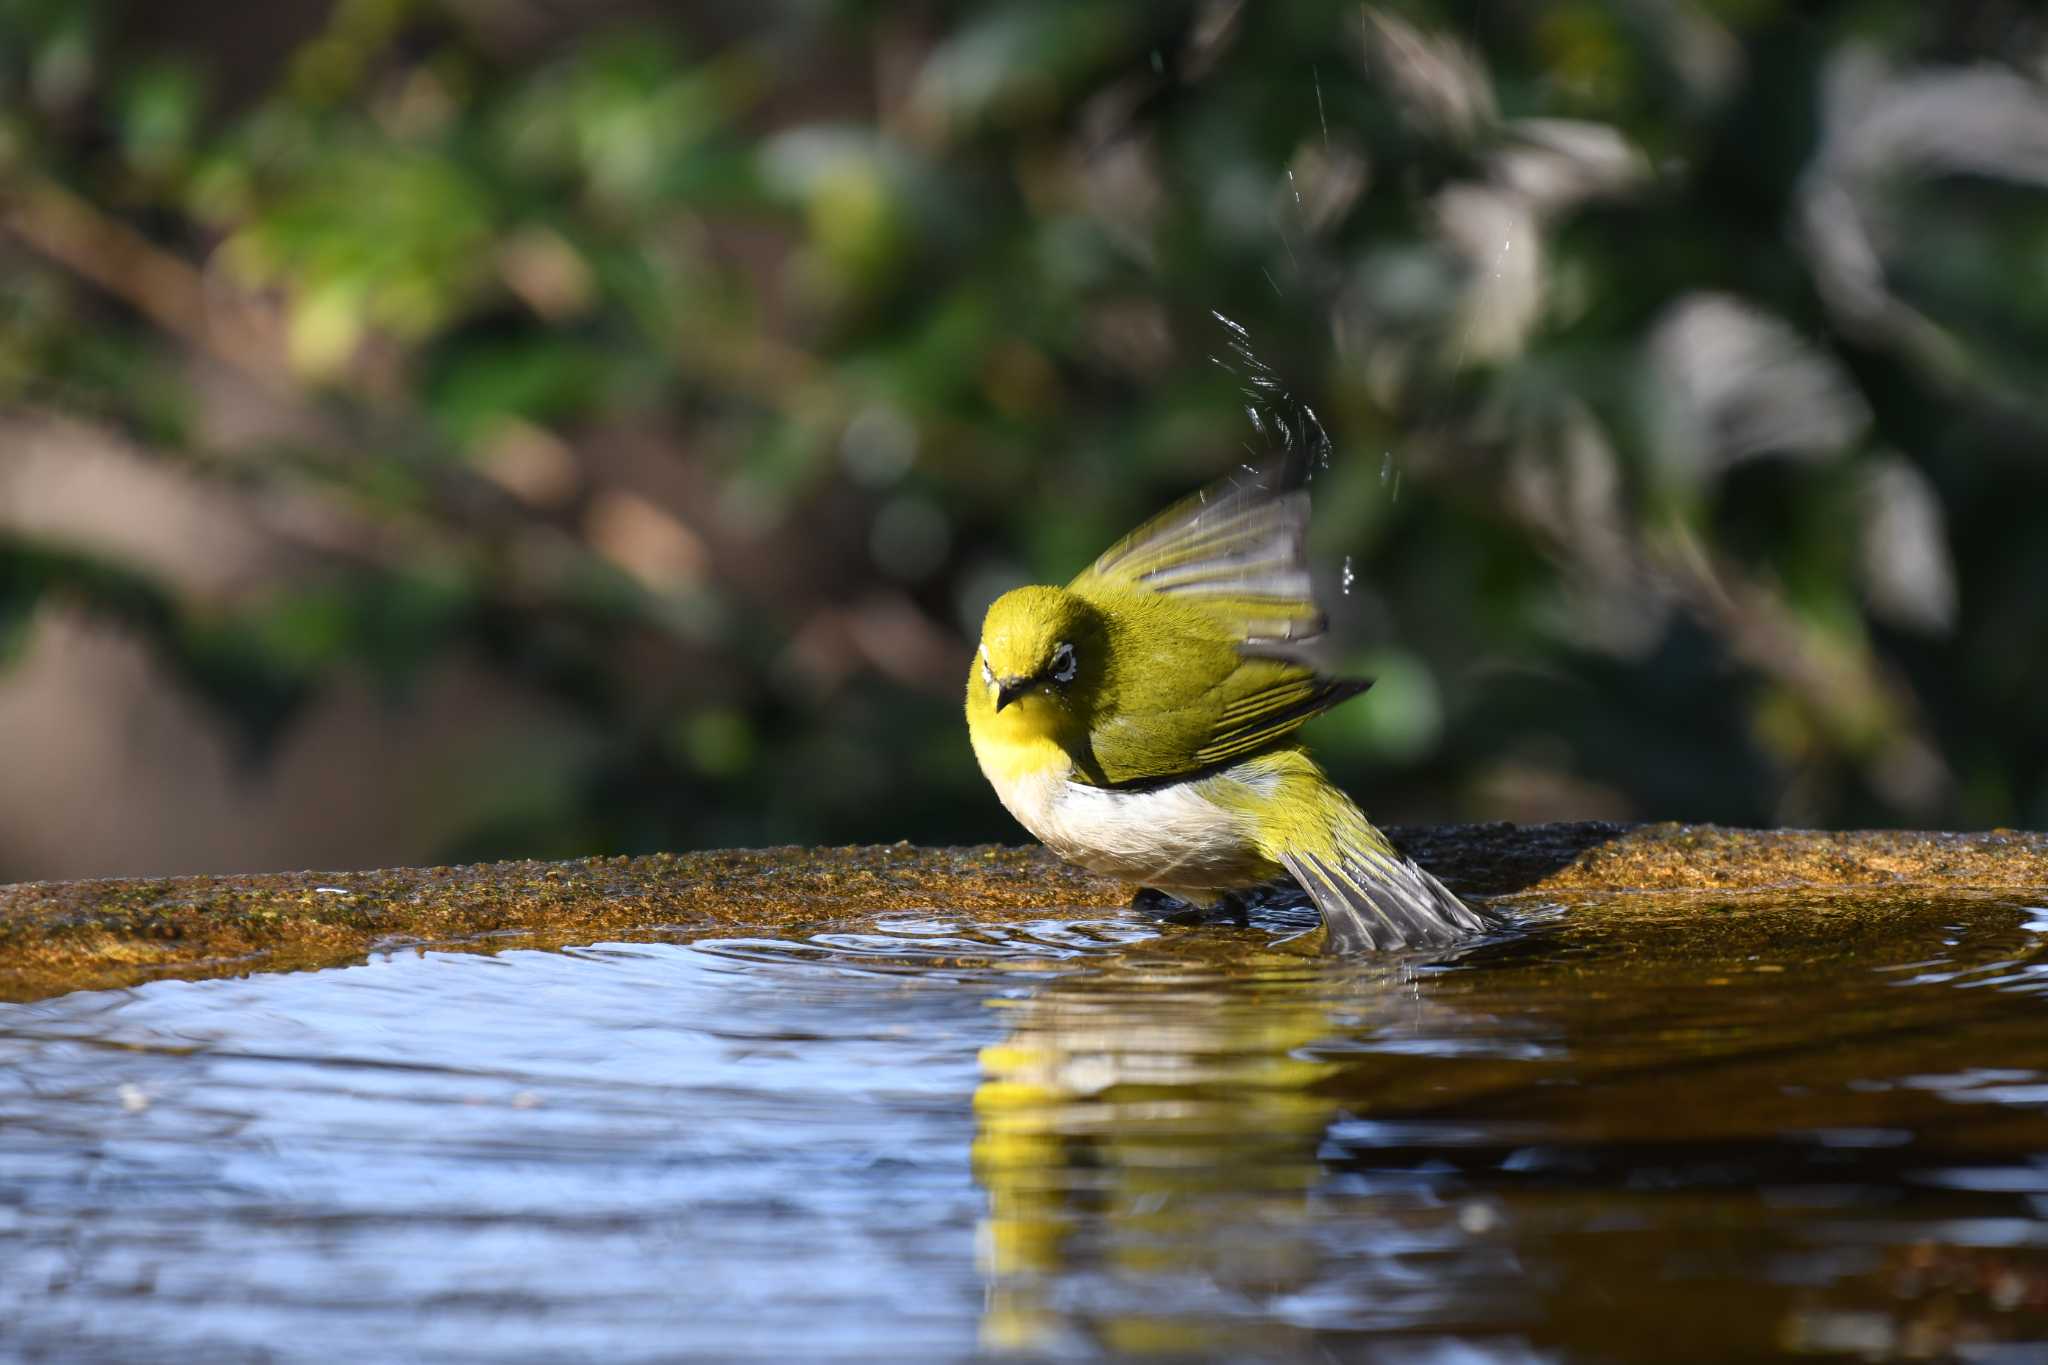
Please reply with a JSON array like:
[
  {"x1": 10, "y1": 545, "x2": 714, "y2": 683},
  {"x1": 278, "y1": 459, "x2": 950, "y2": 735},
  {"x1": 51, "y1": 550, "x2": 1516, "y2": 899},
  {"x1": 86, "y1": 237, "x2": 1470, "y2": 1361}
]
[{"x1": 981, "y1": 755, "x2": 1270, "y2": 898}]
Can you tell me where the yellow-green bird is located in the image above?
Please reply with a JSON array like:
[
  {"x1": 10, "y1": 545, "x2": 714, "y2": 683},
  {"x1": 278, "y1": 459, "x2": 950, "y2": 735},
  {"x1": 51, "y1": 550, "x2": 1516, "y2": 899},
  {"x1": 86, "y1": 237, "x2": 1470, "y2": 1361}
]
[{"x1": 965, "y1": 466, "x2": 1486, "y2": 951}]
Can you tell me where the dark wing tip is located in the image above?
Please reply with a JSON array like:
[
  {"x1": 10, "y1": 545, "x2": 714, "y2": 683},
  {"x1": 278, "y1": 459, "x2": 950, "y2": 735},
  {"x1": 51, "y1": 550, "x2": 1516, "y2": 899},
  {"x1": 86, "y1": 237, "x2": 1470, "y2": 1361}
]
[
  {"x1": 1322, "y1": 676, "x2": 1374, "y2": 707},
  {"x1": 1191, "y1": 675, "x2": 1376, "y2": 767}
]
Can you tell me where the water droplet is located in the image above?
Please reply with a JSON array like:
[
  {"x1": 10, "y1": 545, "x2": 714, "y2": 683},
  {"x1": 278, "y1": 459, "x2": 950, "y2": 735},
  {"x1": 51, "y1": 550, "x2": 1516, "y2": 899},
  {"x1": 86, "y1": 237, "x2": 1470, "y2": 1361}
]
[
  {"x1": 1380, "y1": 451, "x2": 1394, "y2": 483},
  {"x1": 1340, "y1": 556, "x2": 1356, "y2": 595},
  {"x1": 1458, "y1": 1200, "x2": 1500, "y2": 1235}
]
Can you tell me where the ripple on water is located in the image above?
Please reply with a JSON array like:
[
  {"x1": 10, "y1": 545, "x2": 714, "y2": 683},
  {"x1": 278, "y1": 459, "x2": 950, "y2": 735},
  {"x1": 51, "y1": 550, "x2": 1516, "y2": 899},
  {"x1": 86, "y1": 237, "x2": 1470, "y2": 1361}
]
[
  {"x1": 1, "y1": 895, "x2": 2047, "y2": 1359},
  {"x1": 691, "y1": 913, "x2": 1163, "y2": 984}
]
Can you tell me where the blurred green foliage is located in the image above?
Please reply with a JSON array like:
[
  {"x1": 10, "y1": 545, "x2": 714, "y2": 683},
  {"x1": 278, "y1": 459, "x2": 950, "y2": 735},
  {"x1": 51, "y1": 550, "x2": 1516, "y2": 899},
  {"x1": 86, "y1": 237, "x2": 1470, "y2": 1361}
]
[{"x1": 3, "y1": 0, "x2": 2047, "y2": 876}]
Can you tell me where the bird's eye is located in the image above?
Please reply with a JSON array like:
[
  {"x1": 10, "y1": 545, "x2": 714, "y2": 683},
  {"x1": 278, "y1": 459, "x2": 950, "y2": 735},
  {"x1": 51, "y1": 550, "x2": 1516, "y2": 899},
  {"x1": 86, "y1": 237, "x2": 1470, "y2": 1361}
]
[
  {"x1": 980, "y1": 655, "x2": 995, "y2": 688},
  {"x1": 1050, "y1": 642, "x2": 1077, "y2": 684}
]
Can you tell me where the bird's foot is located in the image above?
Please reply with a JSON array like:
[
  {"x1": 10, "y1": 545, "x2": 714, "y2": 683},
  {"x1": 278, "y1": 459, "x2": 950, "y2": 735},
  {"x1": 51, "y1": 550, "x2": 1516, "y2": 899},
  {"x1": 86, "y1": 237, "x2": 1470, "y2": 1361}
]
[{"x1": 1131, "y1": 887, "x2": 1252, "y2": 926}]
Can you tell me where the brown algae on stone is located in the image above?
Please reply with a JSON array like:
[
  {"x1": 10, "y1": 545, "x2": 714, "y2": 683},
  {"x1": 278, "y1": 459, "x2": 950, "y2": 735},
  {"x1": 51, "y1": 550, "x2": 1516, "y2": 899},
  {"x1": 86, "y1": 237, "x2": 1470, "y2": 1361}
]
[
  {"x1": 2, "y1": 823, "x2": 2047, "y2": 1000},
  {"x1": 0, "y1": 844, "x2": 1127, "y2": 1001}
]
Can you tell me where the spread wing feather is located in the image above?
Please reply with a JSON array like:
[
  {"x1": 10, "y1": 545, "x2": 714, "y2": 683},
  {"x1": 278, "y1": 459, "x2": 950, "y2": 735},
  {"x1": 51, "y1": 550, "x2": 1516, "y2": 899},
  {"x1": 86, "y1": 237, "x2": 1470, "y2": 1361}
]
[
  {"x1": 1068, "y1": 465, "x2": 1324, "y2": 655},
  {"x1": 1069, "y1": 464, "x2": 1373, "y2": 785}
]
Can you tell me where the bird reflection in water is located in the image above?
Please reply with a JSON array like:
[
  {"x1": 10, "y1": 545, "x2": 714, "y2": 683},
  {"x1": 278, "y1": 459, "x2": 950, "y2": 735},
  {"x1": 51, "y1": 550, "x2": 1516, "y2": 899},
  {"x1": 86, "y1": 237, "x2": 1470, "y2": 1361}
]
[{"x1": 969, "y1": 943, "x2": 1479, "y2": 1355}]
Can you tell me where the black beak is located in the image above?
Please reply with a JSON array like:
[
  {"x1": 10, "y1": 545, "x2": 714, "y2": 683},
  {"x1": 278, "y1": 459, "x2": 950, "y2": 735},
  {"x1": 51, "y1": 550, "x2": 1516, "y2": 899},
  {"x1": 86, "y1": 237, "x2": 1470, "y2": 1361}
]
[{"x1": 995, "y1": 677, "x2": 1029, "y2": 711}]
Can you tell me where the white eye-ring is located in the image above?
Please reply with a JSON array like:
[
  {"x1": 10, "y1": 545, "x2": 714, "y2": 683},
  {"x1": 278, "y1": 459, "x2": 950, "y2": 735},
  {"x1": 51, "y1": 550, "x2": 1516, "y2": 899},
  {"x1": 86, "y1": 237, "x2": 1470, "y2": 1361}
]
[{"x1": 1050, "y1": 642, "x2": 1077, "y2": 684}]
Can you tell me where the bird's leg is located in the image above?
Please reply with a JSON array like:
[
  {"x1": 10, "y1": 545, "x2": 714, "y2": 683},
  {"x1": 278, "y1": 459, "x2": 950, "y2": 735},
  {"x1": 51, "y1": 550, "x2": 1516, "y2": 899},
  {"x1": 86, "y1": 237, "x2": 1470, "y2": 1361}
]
[
  {"x1": 1213, "y1": 889, "x2": 1253, "y2": 926},
  {"x1": 1131, "y1": 886, "x2": 1252, "y2": 926},
  {"x1": 1131, "y1": 886, "x2": 1201, "y2": 922}
]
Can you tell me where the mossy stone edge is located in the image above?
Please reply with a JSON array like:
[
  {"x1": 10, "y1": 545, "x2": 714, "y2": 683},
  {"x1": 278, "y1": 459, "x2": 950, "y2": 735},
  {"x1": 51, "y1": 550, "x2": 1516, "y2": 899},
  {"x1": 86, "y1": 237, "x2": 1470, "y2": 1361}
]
[{"x1": 2, "y1": 822, "x2": 2045, "y2": 1002}]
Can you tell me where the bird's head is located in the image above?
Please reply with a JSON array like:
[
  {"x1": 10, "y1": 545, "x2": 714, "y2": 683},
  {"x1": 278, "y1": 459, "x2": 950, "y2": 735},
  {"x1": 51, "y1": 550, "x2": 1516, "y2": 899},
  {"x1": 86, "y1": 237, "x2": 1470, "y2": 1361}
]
[{"x1": 975, "y1": 586, "x2": 1099, "y2": 714}]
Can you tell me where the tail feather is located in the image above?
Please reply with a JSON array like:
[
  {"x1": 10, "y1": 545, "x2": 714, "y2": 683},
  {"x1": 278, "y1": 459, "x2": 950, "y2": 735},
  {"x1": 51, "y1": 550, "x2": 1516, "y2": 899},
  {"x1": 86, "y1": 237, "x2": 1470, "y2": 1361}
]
[
  {"x1": 1273, "y1": 796, "x2": 1490, "y2": 952},
  {"x1": 1228, "y1": 746, "x2": 1489, "y2": 952},
  {"x1": 1280, "y1": 844, "x2": 1488, "y2": 952}
]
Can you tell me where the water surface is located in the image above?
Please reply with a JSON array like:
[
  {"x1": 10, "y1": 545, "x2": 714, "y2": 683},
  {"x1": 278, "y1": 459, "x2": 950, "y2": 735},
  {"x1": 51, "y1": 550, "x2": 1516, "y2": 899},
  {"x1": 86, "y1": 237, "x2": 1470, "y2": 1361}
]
[{"x1": 4, "y1": 893, "x2": 2048, "y2": 1360}]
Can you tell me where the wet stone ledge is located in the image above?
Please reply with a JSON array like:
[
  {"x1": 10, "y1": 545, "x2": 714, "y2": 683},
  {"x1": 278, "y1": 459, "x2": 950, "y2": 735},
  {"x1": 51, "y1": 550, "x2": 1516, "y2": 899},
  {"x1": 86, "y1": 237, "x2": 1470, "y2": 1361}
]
[{"x1": 2, "y1": 822, "x2": 2046, "y2": 1002}]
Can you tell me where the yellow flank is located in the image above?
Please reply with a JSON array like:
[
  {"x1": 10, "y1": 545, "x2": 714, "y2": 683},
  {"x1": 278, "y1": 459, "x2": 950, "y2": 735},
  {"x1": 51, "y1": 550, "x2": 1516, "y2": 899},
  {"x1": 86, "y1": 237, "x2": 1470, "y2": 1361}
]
[{"x1": 963, "y1": 465, "x2": 1487, "y2": 951}]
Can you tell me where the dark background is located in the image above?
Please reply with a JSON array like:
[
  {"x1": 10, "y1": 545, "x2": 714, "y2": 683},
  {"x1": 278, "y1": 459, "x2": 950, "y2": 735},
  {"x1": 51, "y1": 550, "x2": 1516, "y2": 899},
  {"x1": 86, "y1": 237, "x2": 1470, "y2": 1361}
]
[{"x1": 2, "y1": 0, "x2": 2045, "y2": 881}]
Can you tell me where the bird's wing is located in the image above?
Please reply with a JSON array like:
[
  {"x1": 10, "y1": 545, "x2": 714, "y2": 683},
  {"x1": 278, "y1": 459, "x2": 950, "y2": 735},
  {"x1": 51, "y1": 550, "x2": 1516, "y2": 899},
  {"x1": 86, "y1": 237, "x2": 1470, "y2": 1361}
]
[
  {"x1": 1067, "y1": 464, "x2": 1325, "y2": 659},
  {"x1": 1067, "y1": 466, "x2": 1369, "y2": 785},
  {"x1": 1081, "y1": 643, "x2": 1371, "y2": 784},
  {"x1": 1189, "y1": 671, "x2": 1372, "y2": 768}
]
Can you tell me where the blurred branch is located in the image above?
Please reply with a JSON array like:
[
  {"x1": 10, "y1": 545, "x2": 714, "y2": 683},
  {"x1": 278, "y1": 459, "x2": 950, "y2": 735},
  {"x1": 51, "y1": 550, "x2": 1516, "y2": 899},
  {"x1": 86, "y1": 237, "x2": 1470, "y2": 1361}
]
[
  {"x1": 0, "y1": 173, "x2": 289, "y2": 385},
  {"x1": 1655, "y1": 522, "x2": 1948, "y2": 815}
]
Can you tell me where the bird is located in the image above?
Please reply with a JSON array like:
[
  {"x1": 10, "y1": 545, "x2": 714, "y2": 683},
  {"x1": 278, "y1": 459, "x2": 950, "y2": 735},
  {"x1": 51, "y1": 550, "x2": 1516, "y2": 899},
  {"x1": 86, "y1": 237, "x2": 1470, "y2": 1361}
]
[{"x1": 964, "y1": 463, "x2": 1488, "y2": 952}]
